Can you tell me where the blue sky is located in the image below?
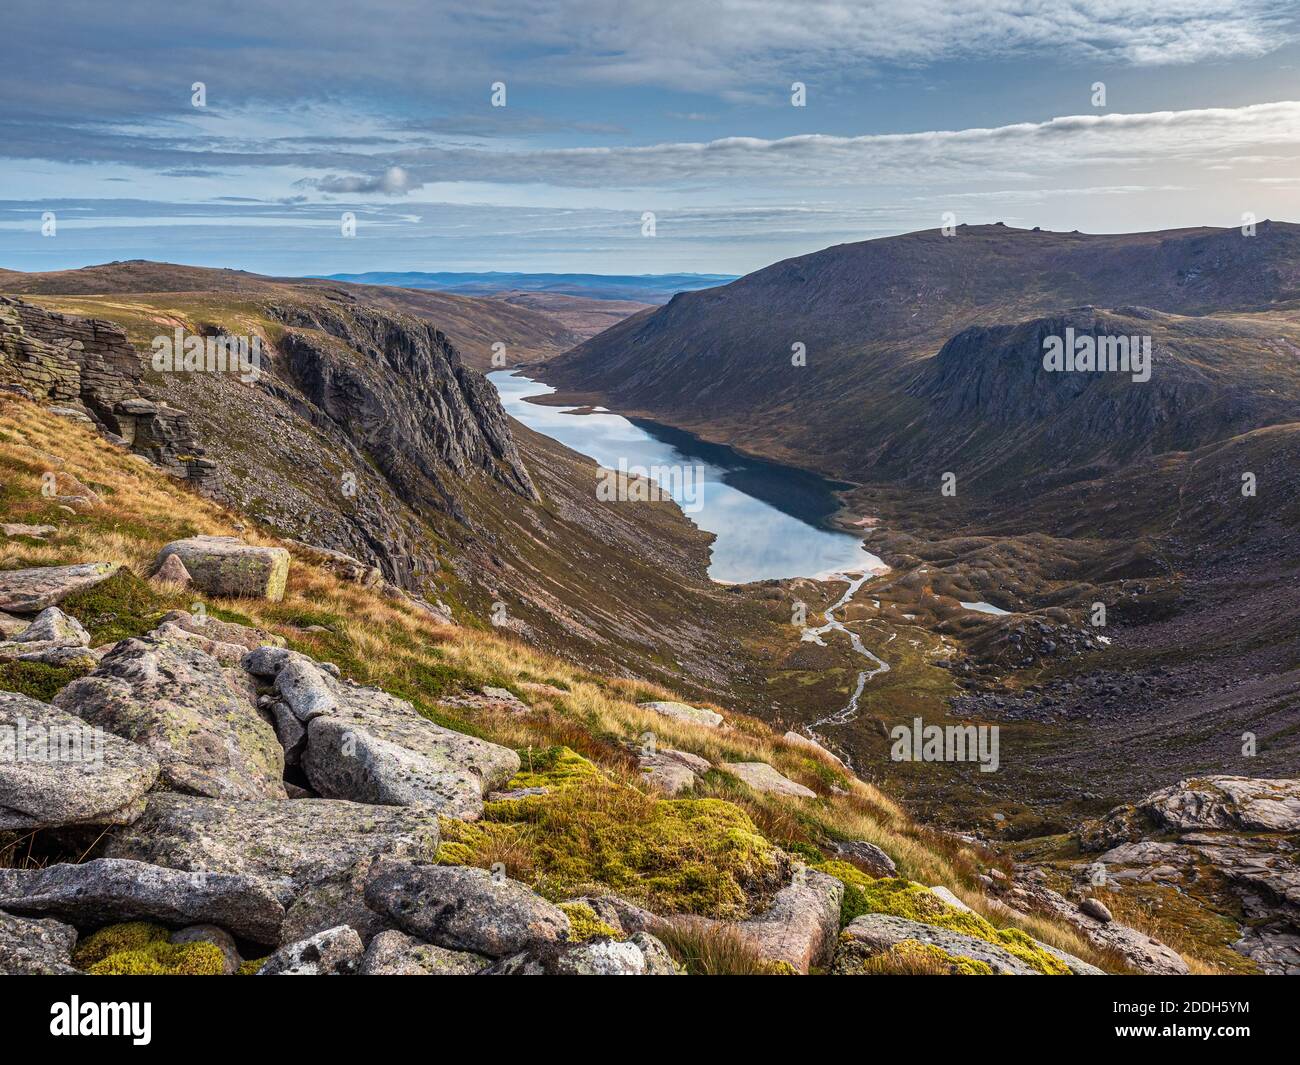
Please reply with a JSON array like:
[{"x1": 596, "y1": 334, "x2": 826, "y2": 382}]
[{"x1": 2, "y1": 1, "x2": 1299, "y2": 275}]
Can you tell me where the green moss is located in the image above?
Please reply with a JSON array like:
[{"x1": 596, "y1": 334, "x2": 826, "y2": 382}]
[
  {"x1": 784, "y1": 841, "x2": 826, "y2": 865},
  {"x1": 238, "y1": 957, "x2": 267, "y2": 975},
  {"x1": 559, "y1": 902, "x2": 625, "y2": 942},
  {"x1": 812, "y1": 866, "x2": 1070, "y2": 975},
  {"x1": 0, "y1": 660, "x2": 92, "y2": 701},
  {"x1": 73, "y1": 921, "x2": 226, "y2": 976},
  {"x1": 507, "y1": 745, "x2": 600, "y2": 791},
  {"x1": 61, "y1": 568, "x2": 169, "y2": 645},
  {"x1": 441, "y1": 779, "x2": 782, "y2": 919}
]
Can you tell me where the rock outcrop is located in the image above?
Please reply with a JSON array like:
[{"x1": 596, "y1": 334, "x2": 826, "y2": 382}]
[
  {"x1": 246, "y1": 647, "x2": 518, "y2": 818},
  {"x1": 0, "y1": 297, "x2": 213, "y2": 485},
  {"x1": 154, "y1": 536, "x2": 291, "y2": 601},
  {"x1": 55, "y1": 637, "x2": 287, "y2": 800},
  {"x1": 104, "y1": 794, "x2": 442, "y2": 898},
  {"x1": 0, "y1": 690, "x2": 160, "y2": 830},
  {"x1": 0, "y1": 562, "x2": 120, "y2": 614},
  {"x1": 0, "y1": 859, "x2": 284, "y2": 943},
  {"x1": 364, "y1": 862, "x2": 569, "y2": 958}
]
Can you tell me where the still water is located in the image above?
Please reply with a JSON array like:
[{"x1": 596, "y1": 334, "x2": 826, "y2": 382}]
[{"x1": 490, "y1": 371, "x2": 882, "y2": 583}]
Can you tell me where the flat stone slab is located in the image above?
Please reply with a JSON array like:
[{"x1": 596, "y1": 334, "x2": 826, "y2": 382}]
[
  {"x1": 359, "y1": 930, "x2": 489, "y2": 975},
  {"x1": 0, "y1": 562, "x2": 119, "y2": 614},
  {"x1": 0, "y1": 858, "x2": 284, "y2": 943},
  {"x1": 155, "y1": 536, "x2": 290, "y2": 601},
  {"x1": 722, "y1": 761, "x2": 816, "y2": 798},
  {"x1": 639, "y1": 700, "x2": 723, "y2": 728},
  {"x1": 0, "y1": 690, "x2": 160, "y2": 831},
  {"x1": 56, "y1": 636, "x2": 286, "y2": 800},
  {"x1": 0, "y1": 910, "x2": 80, "y2": 975},
  {"x1": 364, "y1": 861, "x2": 569, "y2": 958},
  {"x1": 105, "y1": 793, "x2": 442, "y2": 899},
  {"x1": 834, "y1": 912, "x2": 1042, "y2": 975},
  {"x1": 784, "y1": 730, "x2": 847, "y2": 769}
]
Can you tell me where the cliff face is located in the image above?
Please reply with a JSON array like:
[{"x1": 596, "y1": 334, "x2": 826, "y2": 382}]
[
  {"x1": 0, "y1": 297, "x2": 213, "y2": 487},
  {"x1": 887, "y1": 306, "x2": 1300, "y2": 490},
  {"x1": 270, "y1": 299, "x2": 538, "y2": 514},
  {"x1": 540, "y1": 222, "x2": 1300, "y2": 485}
]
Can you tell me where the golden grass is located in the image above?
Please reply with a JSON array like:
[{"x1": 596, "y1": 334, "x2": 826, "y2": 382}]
[{"x1": 0, "y1": 396, "x2": 1159, "y2": 970}]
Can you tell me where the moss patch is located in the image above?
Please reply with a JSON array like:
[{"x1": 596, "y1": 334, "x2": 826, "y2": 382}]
[
  {"x1": 61, "y1": 568, "x2": 169, "y2": 645},
  {"x1": 508, "y1": 745, "x2": 600, "y2": 791},
  {"x1": 0, "y1": 660, "x2": 92, "y2": 701},
  {"x1": 558, "y1": 901, "x2": 624, "y2": 942},
  {"x1": 813, "y1": 864, "x2": 1070, "y2": 975},
  {"x1": 440, "y1": 777, "x2": 783, "y2": 919},
  {"x1": 73, "y1": 921, "x2": 226, "y2": 976}
]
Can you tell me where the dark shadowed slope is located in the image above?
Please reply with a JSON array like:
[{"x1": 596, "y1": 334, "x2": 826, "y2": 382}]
[{"x1": 541, "y1": 223, "x2": 1300, "y2": 488}]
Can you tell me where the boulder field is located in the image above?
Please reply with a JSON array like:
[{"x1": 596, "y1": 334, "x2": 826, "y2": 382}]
[{"x1": 0, "y1": 560, "x2": 1194, "y2": 977}]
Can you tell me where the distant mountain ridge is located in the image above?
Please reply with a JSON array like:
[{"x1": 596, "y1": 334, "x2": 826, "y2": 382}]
[
  {"x1": 312, "y1": 271, "x2": 738, "y2": 304},
  {"x1": 540, "y1": 222, "x2": 1300, "y2": 490}
]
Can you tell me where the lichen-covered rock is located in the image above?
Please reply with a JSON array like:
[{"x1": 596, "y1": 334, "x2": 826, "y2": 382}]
[
  {"x1": 0, "y1": 910, "x2": 80, "y2": 974},
  {"x1": 55, "y1": 636, "x2": 286, "y2": 800},
  {"x1": 0, "y1": 690, "x2": 159, "y2": 831},
  {"x1": 0, "y1": 611, "x2": 28, "y2": 638},
  {"x1": 832, "y1": 840, "x2": 897, "y2": 878},
  {"x1": 486, "y1": 932, "x2": 680, "y2": 975},
  {"x1": 0, "y1": 562, "x2": 120, "y2": 613},
  {"x1": 247, "y1": 648, "x2": 519, "y2": 818},
  {"x1": 155, "y1": 536, "x2": 290, "y2": 601},
  {"x1": 0, "y1": 859, "x2": 284, "y2": 943},
  {"x1": 147, "y1": 621, "x2": 253, "y2": 666},
  {"x1": 157, "y1": 609, "x2": 285, "y2": 652},
  {"x1": 639, "y1": 748, "x2": 709, "y2": 795},
  {"x1": 364, "y1": 862, "x2": 569, "y2": 958},
  {"x1": 9, "y1": 606, "x2": 90, "y2": 646},
  {"x1": 834, "y1": 913, "x2": 1042, "y2": 975},
  {"x1": 1080, "y1": 776, "x2": 1300, "y2": 850},
  {"x1": 257, "y1": 924, "x2": 363, "y2": 975},
  {"x1": 279, "y1": 856, "x2": 395, "y2": 947},
  {"x1": 358, "y1": 930, "x2": 489, "y2": 975},
  {"x1": 639, "y1": 700, "x2": 723, "y2": 728},
  {"x1": 722, "y1": 761, "x2": 816, "y2": 799},
  {"x1": 105, "y1": 794, "x2": 441, "y2": 899}
]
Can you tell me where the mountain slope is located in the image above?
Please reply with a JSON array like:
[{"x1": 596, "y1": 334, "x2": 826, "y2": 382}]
[
  {"x1": 541, "y1": 223, "x2": 1300, "y2": 486},
  {"x1": 0, "y1": 261, "x2": 585, "y2": 369}
]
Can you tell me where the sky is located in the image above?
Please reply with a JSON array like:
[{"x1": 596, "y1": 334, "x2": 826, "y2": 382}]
[{"x1": 2, "y1": 1, "x2": 1299, "y2": 276}]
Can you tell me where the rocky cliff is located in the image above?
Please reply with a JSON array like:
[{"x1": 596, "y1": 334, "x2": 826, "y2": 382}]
[{"x1": 0, "y1": 297, "x2": 213, "y2": 487}]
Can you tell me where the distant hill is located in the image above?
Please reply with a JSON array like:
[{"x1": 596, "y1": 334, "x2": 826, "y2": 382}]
[
  {"x1": 0, "y1": 260, "x2": 590, "y2": 369},
  {"x1": 540, "y1": 222, "x2": 1300, "y2": 488},
  {"x1": 312, "y1": 271, "x2": 737, "y2": 304}
]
